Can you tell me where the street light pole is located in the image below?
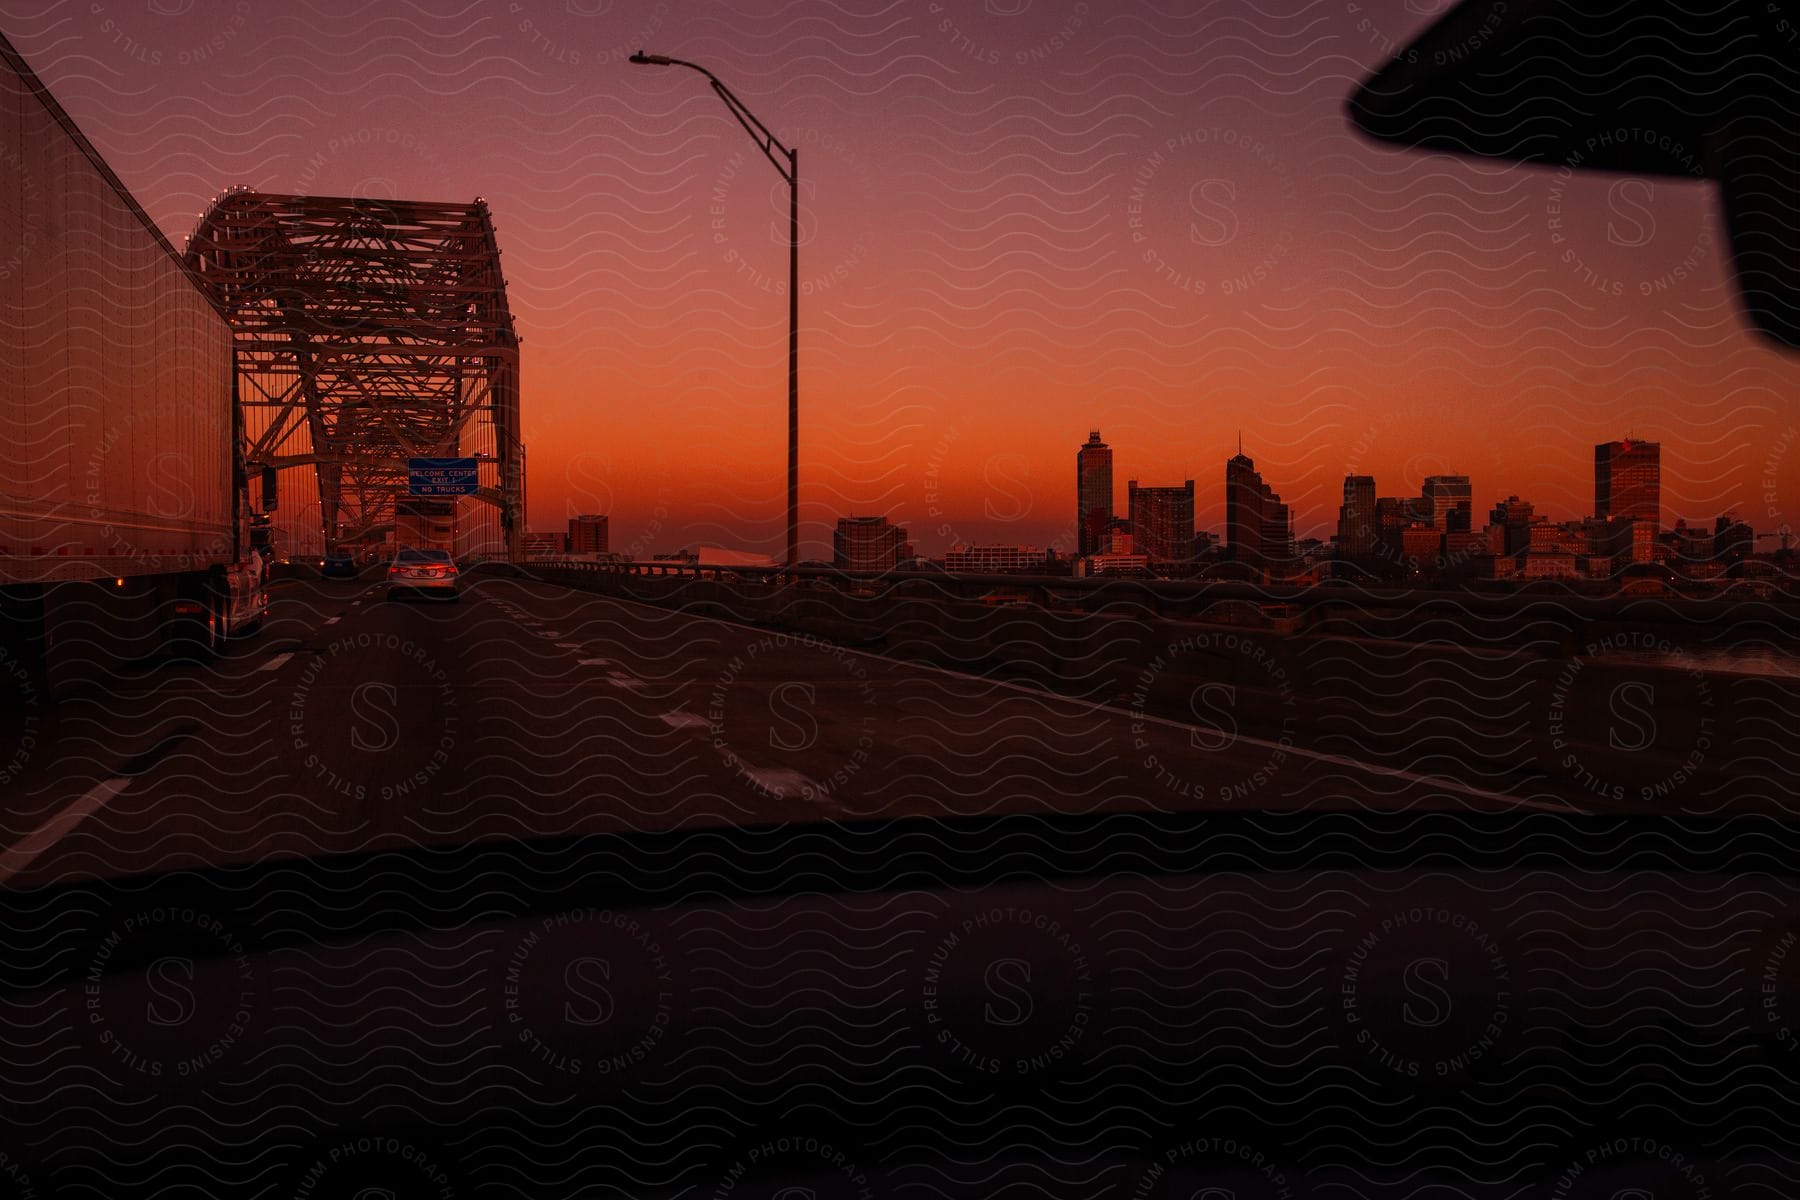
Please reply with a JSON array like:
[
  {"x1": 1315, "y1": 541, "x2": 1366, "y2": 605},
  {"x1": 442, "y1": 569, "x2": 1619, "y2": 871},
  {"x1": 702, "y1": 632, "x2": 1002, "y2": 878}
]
[{"x1": 629, "y1": 52, "x2": 800, "y2": 568}]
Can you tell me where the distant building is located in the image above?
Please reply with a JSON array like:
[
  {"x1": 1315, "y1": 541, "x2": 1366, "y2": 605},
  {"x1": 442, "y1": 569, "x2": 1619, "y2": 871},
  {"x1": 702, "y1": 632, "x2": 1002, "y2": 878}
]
[
  {"x1": 1595, "y1": 439, "x2": 1661, "y2": 527},
  {"x1": 1521, "y1": 553, "x2": 1579, "y2": 579},
  {"x1": 1076, "y1": 430, "x2": 1113, "y2": 557},
  {"x1": 833, "y1": 516, "x2": 908, "y2": 570},
  {"x1": 1714, "y1": 514, "x2": 1753, "y2": 563},
  {"x1": 521, "y1": 531, "x2": 567, "y2": 560},
  {"x1": 1100, "y1": 516, "x2": 1133, "y2": 555},
  {"x1": 945, "y1": 544, "x2": 1049, "y2": 574},
  {"x1": 568, "y1": 514, "x2": 609, "y2": 555},
  {"x1": 1127, "y1": 478, "x2": 1196, "y2": 566},
  {"x1": 1374, "y1": 496, "x2": 1416, "y2": 554},
  {"x1": 1529, "y1": 522, "x2": 1591, "y2": 557},
  {"x1": 1400, "y1": 525, "x2": 1441, "y2": 563},
  {"x1": 1076, "y1": 553, "x2": 1150, "y2": 577},
  {"x1": 1225, "y1": 447, "x2": 1293, "y2": 566},
  {"x1": 1602, "y1": 517, "x2": 1655, "y2": 568},
  {"x1": 1422, "y1": 475, "x2": 1472, "y2": 532},
  {"x1": 697, "y1": 546, "x2": 779, "y2": 567},
  {"x1": 1444, "y1": 529, "x2": 1488, "y2": 558},
  {"x1": 1489, "y1": 496, "x2": 1535, "y2": 555},
  {"x1": 1668, "y1": 518, "x2": 1713, "y2": 562},
  {"x1": 1337, "y1": 475, "x2": 1377, "y2": 557}
]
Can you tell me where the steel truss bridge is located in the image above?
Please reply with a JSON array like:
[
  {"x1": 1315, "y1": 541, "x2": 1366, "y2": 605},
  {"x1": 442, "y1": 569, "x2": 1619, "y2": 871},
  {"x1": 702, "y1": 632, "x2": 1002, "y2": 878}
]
[{"x1": 186, "y1": 190, "x2": 522, "y2": 558}]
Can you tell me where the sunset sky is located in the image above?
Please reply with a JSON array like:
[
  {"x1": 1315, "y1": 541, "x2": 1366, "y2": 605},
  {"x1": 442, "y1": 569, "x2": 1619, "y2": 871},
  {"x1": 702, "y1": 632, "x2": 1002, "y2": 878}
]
[{"x1": 9, "y1": 0, "x2": 1799, "y2": 557}]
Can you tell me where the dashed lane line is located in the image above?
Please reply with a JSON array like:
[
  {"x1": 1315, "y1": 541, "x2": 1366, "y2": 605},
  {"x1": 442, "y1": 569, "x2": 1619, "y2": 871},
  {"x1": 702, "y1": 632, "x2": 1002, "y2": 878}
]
[
  {"x1": 564, "y1": 585, "x2": 1587, "y2": 815},
  {"x1": 260, "y1": 653, "x2": 294, "y2": 673},
  {"x1": 0, "y1": 778, "x2": 130, "y2": 888}
]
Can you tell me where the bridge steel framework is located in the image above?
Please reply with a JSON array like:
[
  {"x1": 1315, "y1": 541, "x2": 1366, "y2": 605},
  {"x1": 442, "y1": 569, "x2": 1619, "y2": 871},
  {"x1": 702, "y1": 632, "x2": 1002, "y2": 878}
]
[{"x1": 185, "y1": 189, "x2": 523, "y2": 558}]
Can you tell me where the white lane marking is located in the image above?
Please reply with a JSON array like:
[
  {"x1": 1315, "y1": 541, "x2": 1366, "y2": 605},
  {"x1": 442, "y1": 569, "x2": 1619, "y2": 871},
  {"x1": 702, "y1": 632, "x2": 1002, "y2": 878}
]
[
  {"x1": 0, "y1": 778, "x2": 130, "y2": 887},
  {"x1": 539, "y1": 630, "x2": 562, "y2": 638},
  {"x1": 324, "y1": 617, "x2": 340, "y2": 625},
  {"x1": 591, "y1": 591, "x2": 1584, "y2": 815},
  {"x1": 578, "y1": 658, "x2": 613, "y2": 667},
  {"x1": 555, "y1": 642, "x2": 582, "y2": 649},
  {"x1": 260, "y1": 653, "x2": 294, "y2": 672},
  {"x1": 607, "y1": 673, "x2": 645, "y2": 692},
  {"x1": 659, "y1": 711, "x2": 710, "y2": 731}
]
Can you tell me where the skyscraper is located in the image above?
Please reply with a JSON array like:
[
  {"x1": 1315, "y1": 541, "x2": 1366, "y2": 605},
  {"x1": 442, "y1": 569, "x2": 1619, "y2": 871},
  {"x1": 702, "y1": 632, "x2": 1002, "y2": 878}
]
[
  {"x1": 1595, "y1": 439, "x2": 1660, "y2": 527},
  {"x1": 1076, "y1": 430, "x2": 1113, "y2": 557},
  {"x1": 833, "y1": 516, "x2": 908, "y2": 570},
  {"x1": 1422, "y1": 475, "x2": 1472, "y2": 532},
  {"x1": 1337, "y1": 475, "x2": 1376, "y2": 557},
  {"x1": 1126, "y1": 479, "x2": 1196, "y2": 566},
  {"x1": 1225, "y1": 446, "x2": 1293, "y2": 565}
]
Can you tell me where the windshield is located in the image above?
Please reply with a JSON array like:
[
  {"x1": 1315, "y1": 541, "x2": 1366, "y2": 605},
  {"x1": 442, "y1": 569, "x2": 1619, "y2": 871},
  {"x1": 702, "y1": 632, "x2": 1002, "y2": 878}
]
[{"x1": 5, "y1": 3, "x2": 1800, "y2": 1196}]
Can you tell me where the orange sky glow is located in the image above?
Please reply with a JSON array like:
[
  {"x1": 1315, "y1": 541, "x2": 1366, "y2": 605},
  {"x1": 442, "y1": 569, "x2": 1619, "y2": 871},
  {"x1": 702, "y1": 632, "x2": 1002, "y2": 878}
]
[{"x1": 9, "y1": 0, "x2": 1798, "y2": 557}]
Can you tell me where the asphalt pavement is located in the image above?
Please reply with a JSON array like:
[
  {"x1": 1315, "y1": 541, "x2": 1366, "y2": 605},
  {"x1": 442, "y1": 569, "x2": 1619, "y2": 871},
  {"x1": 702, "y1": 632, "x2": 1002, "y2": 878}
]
[{"x1": 0, "y1": 571, "x2": 1615, "y2": 889}]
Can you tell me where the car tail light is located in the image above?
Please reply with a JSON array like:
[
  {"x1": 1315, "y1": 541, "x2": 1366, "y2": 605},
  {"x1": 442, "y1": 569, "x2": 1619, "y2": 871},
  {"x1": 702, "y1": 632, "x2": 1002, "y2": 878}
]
[{"x1": 174, "y1": 600, "x2": 203, "y2": 615}]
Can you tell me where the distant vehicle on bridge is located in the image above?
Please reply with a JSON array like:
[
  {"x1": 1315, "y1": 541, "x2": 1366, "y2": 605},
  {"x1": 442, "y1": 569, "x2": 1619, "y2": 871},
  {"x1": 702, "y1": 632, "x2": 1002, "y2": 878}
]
[
  {"x1": 320, "y1": 550, "x2": 359, "y2": 580},
  {"x1": 0, "y1": 37, "x2": 266, "y2": 692},
  {"x1": 387, "y1": 548, "x2": 461, "y2": 601}
]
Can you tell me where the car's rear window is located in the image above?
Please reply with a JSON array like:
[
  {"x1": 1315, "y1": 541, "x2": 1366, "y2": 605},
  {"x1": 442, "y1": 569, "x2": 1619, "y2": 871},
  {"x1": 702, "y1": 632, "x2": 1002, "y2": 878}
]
[{"x1": 395, "y1": 549, "x2": 453, "y2": 564}]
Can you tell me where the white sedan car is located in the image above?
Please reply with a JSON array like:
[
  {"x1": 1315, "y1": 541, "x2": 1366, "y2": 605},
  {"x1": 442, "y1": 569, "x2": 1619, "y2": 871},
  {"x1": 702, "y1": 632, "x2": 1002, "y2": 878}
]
[{"x1": 386, "y1": 548, "x2": 460, "y2": 601}]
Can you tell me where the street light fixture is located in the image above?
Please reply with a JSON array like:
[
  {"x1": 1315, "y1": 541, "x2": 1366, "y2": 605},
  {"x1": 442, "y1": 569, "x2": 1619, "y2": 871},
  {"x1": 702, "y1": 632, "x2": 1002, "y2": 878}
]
[{"x1": 629, "y1": 51, "x2": 800, "y2": 569}]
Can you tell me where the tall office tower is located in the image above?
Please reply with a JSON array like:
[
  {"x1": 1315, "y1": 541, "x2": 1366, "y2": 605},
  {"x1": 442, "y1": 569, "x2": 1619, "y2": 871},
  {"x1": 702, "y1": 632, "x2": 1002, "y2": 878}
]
[
  {"x1": 1337, "y1": 475, "x2": 1377, "y2": 556},
  {"x1": 1225, "y1": 449, "x2": 1263, "y2": 560},
  {"x1": 1225, "y1": 446, "x2": 1292, "y2": 564},
  {"x1": 1595, "y1": 439, "x2": 1661, "y2": 527},
  {"x1": 568, "y1": 514, "x2": 609, "y2": 554},
  {"x1": 1422, "y1": 475, "x2": 1473, "y2": 531},
  {"x1": 1076, "y1": 430, "x2": 1113, "y2": 556},
  {"x1": 833, "y1": 516, "x2": 908, "y2": 570},
  {"x1": 1126, "y1": 479, "x2": 1196, "y2": 565}
]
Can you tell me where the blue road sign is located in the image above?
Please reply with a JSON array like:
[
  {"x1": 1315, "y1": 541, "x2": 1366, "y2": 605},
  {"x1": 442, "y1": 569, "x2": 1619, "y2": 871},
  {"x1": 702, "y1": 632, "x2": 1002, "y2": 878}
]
[{"x1": 408, "y1": 457, "x2": 479, "y2": 496}]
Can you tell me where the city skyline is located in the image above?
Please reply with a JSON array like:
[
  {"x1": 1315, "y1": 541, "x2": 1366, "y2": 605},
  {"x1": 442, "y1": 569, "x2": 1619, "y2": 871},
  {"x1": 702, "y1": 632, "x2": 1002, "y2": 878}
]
[
  {"x1": 4, "y1": 2, "x2": 1797, "y2": 560},
  {"x1": 531, "y1": 429, "x2": 1769, "y2": 561}
]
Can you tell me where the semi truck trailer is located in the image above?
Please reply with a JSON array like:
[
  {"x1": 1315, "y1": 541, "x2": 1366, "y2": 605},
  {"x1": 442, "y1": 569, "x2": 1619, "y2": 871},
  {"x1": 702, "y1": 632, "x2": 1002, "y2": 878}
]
[{"x1": 0, "y1": 33, "x2": 267, "y2": 696}]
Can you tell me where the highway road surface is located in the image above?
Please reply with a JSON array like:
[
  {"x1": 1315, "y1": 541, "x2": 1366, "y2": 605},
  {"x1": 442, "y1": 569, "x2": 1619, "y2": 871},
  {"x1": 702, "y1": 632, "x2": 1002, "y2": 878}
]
[{"x1": 1, "y1": 569, "x2": 1790, "y2": 889}]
